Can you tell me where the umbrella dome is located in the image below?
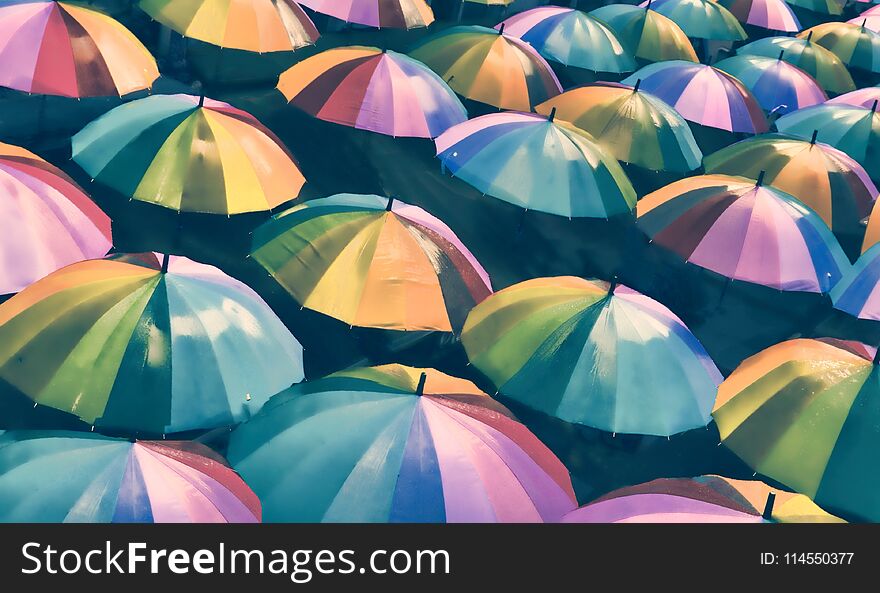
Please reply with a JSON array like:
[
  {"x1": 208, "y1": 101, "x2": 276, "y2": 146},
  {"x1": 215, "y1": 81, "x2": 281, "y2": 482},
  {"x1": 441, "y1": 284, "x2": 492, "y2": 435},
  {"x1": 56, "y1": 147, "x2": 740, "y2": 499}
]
[
  {"x1": 639, "y1": 0, "x2": 747, "y2": 41},
  {"x1": 590, "y1": 4, "x2": 698, "y2": 63},
  {"x1": 717, "y1": 0, "x2": 800, "y2": 32},
  {"x1": 296, "y1": 0, "x2": 433, "y2": 30},
  {"x1": 798, "y1": 22, "x2": 880, "y2": 74},
  {"x1": 714, "y1": 54, "x2": 826, "y2": 114},
  {"x1": 737, "y1": 35, "x2": 855, "y2": 95}
]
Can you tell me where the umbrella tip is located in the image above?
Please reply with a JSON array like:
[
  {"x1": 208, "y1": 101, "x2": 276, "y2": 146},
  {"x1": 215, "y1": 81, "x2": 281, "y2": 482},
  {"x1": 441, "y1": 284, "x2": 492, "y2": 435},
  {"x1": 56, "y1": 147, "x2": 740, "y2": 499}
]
[
  {"x1": 762, "y1": 492, "x2": 776, "y2": 520},
  {"x1": 872, "y1": 99, "x2": 879, "y2": 114},
  {"x1": 498, "y1": 23, "x2": 505, "y2": 35},
  {"x1": 806, "y1": 30, "x2": 813, "y2": 42},
  {"x1": 608, "y1": 275, "x2": 618, "y2": 294},
  {"x1": 863, "y1": 19, "x2": 868, "y2": 29},
  {"x1": 756, "y1": 170, "x2": 766, "y2": 187},
  {"x1": 778, "y1": 49, "x2": 784, "y2": 61},
  {"x1": 386, "y1": 196, "x2": 395, "y2": 211},
  {"x1": 548, "y1": 107, "x2": 557, "y2": 122},
  {"x1": 161, "y1": 253, "x2": 170, "y2": 274},
  {"x1": 810, "y1": 129, "x2": 818, "y2": 144},
  {"x1": 416, "y1": 372, "x2": 427, "y2": 395},
  {"x1": 646, "y1": 0, "x2": 652, "y2": 8},
  {"x1": 633, "y1": 78, "x2": 641, "y2": 92}
]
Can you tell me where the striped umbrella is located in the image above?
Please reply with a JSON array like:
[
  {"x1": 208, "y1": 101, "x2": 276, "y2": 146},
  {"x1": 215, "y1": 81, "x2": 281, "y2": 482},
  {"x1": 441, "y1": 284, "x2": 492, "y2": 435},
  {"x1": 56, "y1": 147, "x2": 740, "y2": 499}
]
[
  {"x1": 0, "y1": 0, "x2": 159, "y2": 97},
  {"x1": 737, "y1": 35, "x2": 855, "y2": 94},
  {"x1": 72, "y1": 94, "x2": 306, "y2": 215},
  {"x1": 714, "y1": 54, "x2": 826, "y2": 114},
  {"x1": 435, "y1": 112, "x2": 637, "y2": 219},
  {"x1": 0, "y1": 432, "x2": 260, "y2": 523},
  {"x1": 590, "y1": 4, "x2": 698, "y2": 63},
  {"x1": 535, "y1": 82, "x2": 703, "y2": 173},
  {"x1": 296, "y1": 0, "x2": 433, "y2": 29},
  {"x1": 622, "y1": 62, "x2": 768, "y2": 134},
  {"x1": 639, "y1": 0, "x2": 747, "y2": 40},
  {"x1": 277, "y1": 46, "x2": 467, "y2": 139},
  {"x1": 227, "y1": 365, "x2": 577, "y2": 522},
  {"x1": 717, "y1": 0, "x2": 800, "y2": 32},
  {"x1": 0, "y1": 255, "x2": 305, "y2": 435},
  {"x1": 250, "y1": 194, "x2": 492, "y2": 333},
  {"x1": 462, "y1": 277, "x2": 721, "y2": 437},
  {"x1": 827, "y1": 85, "x2": 880, "y2": 108},
  {"x1": 714, "y1": 338, "x2": 880, "y2": 521},
  {"x1": 0, "y1": 141, "x2": 111, "y2": 295},
  {"x1": 784, "y1": 0, "x2": 844, "y2": 14},
  {"x1": 798, "y1": 22, "x2": 880, "y2": 74},
  {"x1": 409, "y1": 25, "x2": 562, "y2": 111},
  {"x1": 831, "y1": 243, "x2": 880, "y2": 319},
  {"x1": 637, "y1": 174, "x2": 849, "y2": 293}
]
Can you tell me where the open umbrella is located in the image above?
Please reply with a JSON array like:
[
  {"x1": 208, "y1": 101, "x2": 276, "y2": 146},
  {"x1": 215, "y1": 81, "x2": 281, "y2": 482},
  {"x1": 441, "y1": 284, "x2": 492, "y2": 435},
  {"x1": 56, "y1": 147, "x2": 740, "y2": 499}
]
[
  {"x1": 0, "y1": 255, "x2": 305, "y2": 435},
  {"x1": 716, "y1": 0, "x2": 800, "y2": 32},
  {"x1": 590, "y1": 4, "x2": 698, "y2": 63},
  {"x1": 0, "y1": 141, "x2": 111, "y2": 295},
  {"x1": 715, "y1": 54, "x2": 826, "y2": 114},
  {"x1": 250, "y1": 194, "x2": 492, "y2": 333},
  {"x1": 72, "y1": 94, "x2": 306, "y2": 215},
  {"x1": 461, "y1": 277, "x2": 721, "y2": 437},
  {"x1": 831, "y1": 243, "x2": 880, "y2": 319},
  {"x1": 798, "y1": 22, "x2": 880, "y2": 74},
  {"x1": 827, "y1": 85, "x2": 880, "y2": 108},
  {"x1": 737, "y1": 35, "x2": 855, "y2": 94},
  {"x1": 435, "y1": 111, "x2": 637, "y2": 218},
  {"x1": 296, "y1": 0, "x2": 433, "y2": 29},
  {"x1": 277, "y1": 46, "x2": 467, "y2": 139},
  {"x1": 784, "y1": 0, "x2": 843, "y2": 15},
  {"x1": 0, "y1": 431, "x2": 260, "y2": 523},
  {"x1": 639, "y1": 0, "x2": 747, "y2": 40},
  {"x1": 227, "y1": 364, "x2": 577, "y2": 522}
]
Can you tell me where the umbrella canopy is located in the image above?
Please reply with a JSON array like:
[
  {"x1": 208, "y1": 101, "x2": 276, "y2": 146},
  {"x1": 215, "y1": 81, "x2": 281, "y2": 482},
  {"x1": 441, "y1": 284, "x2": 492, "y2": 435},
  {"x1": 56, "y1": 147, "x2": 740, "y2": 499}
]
[
  {"x1": 831, "y1": 243, "x2": 880, "y2": 319},
  {"x1": 0, "y1": 0, "x2": 159, "y2": 98},
  {"x1": 0, "y1": 141, "x2": 112, "y2": 295},
  {"x1": 138, "y1": 0, "x2": 319, "y2": 53},
  {"x1": 622, "y1": 62, "x2": 768, "y2": 134},
  {"x1": 715, "y1": 55, "x2": 826, "y2": 114},
  {"x1": 409, "y1": 25, "x2": 562, "y2": 111},
  {"x1": 637, "y1": 174, "x2": 849, "y2": 293},
  {"x1": 250, "y1": 194, "x2": 492, "y2": 332},
  {"x1": 296, "y1": 0, "x2": 432, "y2": 29},
  {"x1": 277, "y1": 46, "x2": 467, "y2": 139},
  {"x1": 590, "y1": 4, "x2": 698, "y2": 63},
  {"x1": 71, "y1": 94, "x2": 306, "y2": 215},
  {"x1": 562, "y1": 489, "x2": 764, "y2": 523},
  {"x1": 716, "y1": 0, "x2": 800, "y2": 32},
  {"x1": 798, "y1": 22, "x2": 880, "y2": 74},
  {"x1": 638, "y1": 0, "x2": 747, "y2": 41},
  {"x1": 435, "y1": 111, "x2": 637, "y2": 218},
  {"x1": 461, "y1": 277, "x2": 721, "y2": 437},
  {"x1": 738, "y1": 36, "x2": 855, "y2": 95},
  {"x1": 713, "y1": 338, "x2": 880, "y2": 521},
  {"x1": 535, "y1": 82, "x2": 702, "y2": 173},
  {"x1": 227, "y1": 365, "x2": 577, "y2": 522},
  {"x1": 784, "y1": 0, "x2": 843, "y2": 15},
  {"x1": 827, "y1": 85, "x2": 880, "y2": 108},
  {"x1": 0, "y1": 255, "x2": 305, "y2": 435},
  {"x1": 0, "y1": 432, "x2": 260, "y2": 523},
  {"x1": 495, "y1": 7, "x2": 636, "y2": 74}
]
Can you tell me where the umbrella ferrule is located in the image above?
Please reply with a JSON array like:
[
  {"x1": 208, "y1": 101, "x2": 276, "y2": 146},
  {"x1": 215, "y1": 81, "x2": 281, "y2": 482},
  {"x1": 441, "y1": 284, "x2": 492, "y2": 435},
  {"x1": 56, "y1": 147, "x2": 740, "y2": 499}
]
[
  {"x1": 872, "y1": 99, "x2": 879, "y2": 114},
  {"x1": 633, "y1": 79, "x2": 641, "y2": 93},
  {"x1": 386, "y1": 196, "x2": 395, "y2": 211},
  {"x1": 498, "y1": 23, "x2": 505, "y2": 35},
  {"x1": 762, "y1": 492, "x2": 776, "y2": 520},
  {"x1": 756, "y1": 170, "x2": 766, "y2": 187},
  {"x1": 548, "y1": 107, "x2": 557, "y2": 122},
  {"x1": 161, "y1": 253, "x2": 170, "y2": 274},
  {"x1": 416, "y1": 372, "x2": 427, "y2": 395},
  {"x1": 777, "y1": 49, "x2": 784, "y2": 61},
  {"x1": 810, "y1": 129, "x2": 819, "y2": 145}
]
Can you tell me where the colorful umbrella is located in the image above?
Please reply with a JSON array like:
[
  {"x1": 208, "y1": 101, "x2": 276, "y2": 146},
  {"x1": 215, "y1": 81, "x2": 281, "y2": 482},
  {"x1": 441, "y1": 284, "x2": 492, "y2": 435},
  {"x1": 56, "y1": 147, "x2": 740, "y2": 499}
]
[
  {"x1": 638, "y1": 0, "x2": 747, "y2": 40},
  {"x1": 250, "y1": 194, "x2": 492, "y2": 333},
  {"x1": 227, "y1": 364, "x2": 577, "y2": 522},
  {"x1": 637, "y1": 174, "x2": 849, "y2": 293},
  {"x1": 714, "y1": 338, "x2": 880, "y2": 521},
  {"x1": 0, "y1": 431, "x2": 260, "y2": 523},
  {"x1": 296, "y1": 0, "x2": 433, "y2": 29},
  {"x1": 831, "y1": 243, "x2": 880, "y2": 319},
  {"x1": 716, "y1": 0, "x2": 800, "y2": 32},
  {"x1": 277, "y1": 46, "x2": 467, "y2": 139},
  {"x1": 435, "y1": 112, "x2": 637, "y2": 218},
  {"x1": 0, "y1": 255, "x2": 305, "y2": 435},
  {"x1": 0, "y1": 0, "x2": 159, "y2": 97},
  {"x1": 138, "y1": 0, "x2": 319, "y2": 53},
  {"x1": 461, "y1": 277, "x2": 721, "y2": 437},
  {"x1": 590, "y1": 4, "x2": 698, "y2": 63},
  {"x1": 71, "y1": 94, "x2": 306, "y2": 215},
  {"x1": 621, "y1": 62, "x2": 768, "y2": 134},
  {"x1": 495, "y1": 7, "x2": 636, "y2": 74},
  {"x1": 784, "y1": 0, "x2": 843, "y2": 15},
  {"x1": 714, "y1": 55, "x2": 826, "y2": 114},
  {"x1": 535, "y1": 82, "x2": 702, "y2": 173},
  {"x1": 0, "y1": 141, "x2": 112, "y2": 295},
  {"x1": 562, "y1": 490, "x2": 764, "y2": 523},
  {"x1": 827, "y1": 85, "x2": 880, "y2": 108},
  {"x1": 798, "y1": 22, "x2": 880, "y2": 74},
  {"x1": 737, "y1": 35, "x2": 855, "y2": 95},
  {"x1": 409, "y1": 25, "x2": 562, "y2": 111}
]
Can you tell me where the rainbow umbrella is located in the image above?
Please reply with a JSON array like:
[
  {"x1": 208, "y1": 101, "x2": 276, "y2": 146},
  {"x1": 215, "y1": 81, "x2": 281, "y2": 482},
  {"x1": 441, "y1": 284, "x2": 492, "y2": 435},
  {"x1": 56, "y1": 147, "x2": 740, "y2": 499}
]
[
  {"x1": 72, "y1": 94, "x2": 306, "y2": 215},
  {"x1": 138, "y1": 0, "x2": 319, "y2": 53},
  {"x1": 562, "y1": 488, "x2": 764, "y2": 523},
  {"x1": 622, "y1": 62, "x2": 768, "y2": 134},
  {"x1": 435, "y1": 112, "x2": 637, "y2": 219},
  {"x1": 0, "y1": 0, "x2": 159, "y2": 98},
  {"x1": 798, "y1": 22, "x2": 880, "y2": 74},
  {"x1": 832, "y1": 243, "x2": 880, "y2": 319},
  {"x1": 277, "y1": 46, "x2": 467, "y2": 139},
  {"x1": 784, "y1": 0, "x2": 843, "y2": 15},
  {"x1": 827, "y1": 85, "x2": 880, "y2": 108},
  {"x1": 717, "y1": 0, "x2": 800, "y2": 32},
  {"x1": 0, "y1": 432, "x2": 260, "y2": 523},
  {"x1": 227, "y1": 365, "x2": 577, "y2": 522},
  {"x1": 638, "y1": 0, "x2": 747, "y2": 40},
  {"x1": 737, "y1": 35, "x2": 855, "y2": 94},
  {"x1": 535, "y1": 82, "x2": 702, "y2": 173},
  {"x1": 0, "y1": 255, "x2": 305, "y2": 435},
  {"x1": 250, "y1": 194, "x2": 492, "y2": 333},
  {"x1": 590, "y1": 4, "x2": 698, "y2": 63},
  {"x1": 715, "y1": 55, "x2": 826, "y2": 114},
  {"x1": 637, "y1": 174, "x2": 849, "y2": 293},
  {"x1": 495, "y1": 7, "x2": 636, "y2": 74},
  {"x1": 461, "y1": 277, "x2": 721, "y2": 437},
  {"x1": 0, "y1": 141, "x2": 111, "y2": 295},
  {"x1": 409, "y1": 25, "x2": 562, "y2": 111},
  {"x1": 296, "y1": 0, "x2": 433, "y2": 29},
  {"x1": 714, "y1": 338, "x2": 880, "y2": 521}
]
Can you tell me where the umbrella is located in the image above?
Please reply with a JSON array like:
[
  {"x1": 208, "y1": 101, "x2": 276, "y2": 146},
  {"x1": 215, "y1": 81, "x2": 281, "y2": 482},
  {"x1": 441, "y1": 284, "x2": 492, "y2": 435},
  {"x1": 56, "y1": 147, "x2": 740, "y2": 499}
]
[
  {"x1": 0, "y1": 0, "x2": 159, "y2": 98},
  {"x1": 296, "y1": 0, "x2": 433, "y2": 29},
  {"x1": 138, "y1": 0, "x2": 319, "y2": 53},
  {"x1": 590, "y1": 4, "x2": 698, "y2": 63},
  {"x1": 227, "y1": 364, "x2": 577, "y2": 522},
  {"x1": 562, "y1": 489, "x2": 764, "y2": 523},
  {"x1": 716, "y1": 0, "x2": 800, "y2": 32},
  {"x1": 638, "y1": 0, "x2": 747, "y2": 41},
  {"x1": 827, "y1": 85, "x2": 880, "y2": 108},
  {"x1": 495, "y1": 7, "x2": 636, "y2": 74},
  {"x1": 409, "y1": 25, "x2": 562, "y2": 111},
  {"x1": 798, "y1": 22, "x2": 880, "y2": 74},
  {"x1": 737, "y1": 35, "x2": 855, "y2": 95},
  {"x1": 0, "y1": 431, "x2": 260, "y2": 523},
  {"x1": 0, "y1": 141, "x2": 112, "y2": 295},
  {"x1": 535, "y1": 82, "x2": 702, "y2": 173},
  {"x1": 461, "y1": 277, "x2": 722, "y2": 437},
  {"x1": 621, "y1": 62, "x2": 768, "y2": 134},
  {"x1": 714, "y1": 55, "x2": 826, "y2": 114},
  {"x1": 832, "y1": 243, "x2": 880, "y2": 319},
  {"x1": 277, "y1": 46, "x2": 467, "y2": 139},
  {"x1": 435, "y1": 111, "x2": 637, "y2": 218},
  {"x1": 0, "y1": 255, "x2": 305, "y2": 435},
  {"x1": 637, "y1": 174, "x2": 849, "y2": 293},
  {"x1": 71, "y1": 94, "x2": 306, "y2": 215},
  {"x1": 713, "y1": 338, "x2": 880, "y2": 521},
  {"x1": 784, "y1": 0, "x2": 843, "y2": 15},
  {"x1": 250, "y1": 194, "x2": 492, "y2": 333}
]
